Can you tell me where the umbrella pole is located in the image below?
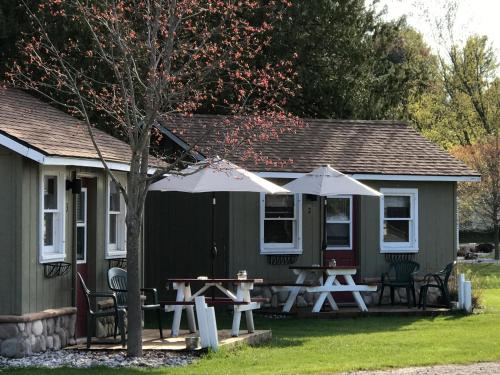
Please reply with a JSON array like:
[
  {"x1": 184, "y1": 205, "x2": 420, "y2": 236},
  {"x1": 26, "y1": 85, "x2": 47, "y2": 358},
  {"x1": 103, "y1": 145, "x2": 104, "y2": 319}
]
[
  {"x1": 320, "y1": 196, "x2": 327, "y2": 265},
  {"x1": 210, "y1": 193, "x2": 217, "y2": 279}
]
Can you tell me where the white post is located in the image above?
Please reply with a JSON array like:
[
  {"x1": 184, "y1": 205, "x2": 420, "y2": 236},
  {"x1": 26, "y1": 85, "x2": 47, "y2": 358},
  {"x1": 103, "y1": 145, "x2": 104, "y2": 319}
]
[
  {"x1": 464, "y1": 281, "x2": 472, "y2": 313},
  {"x1": 458, "y1": 273, "x2": 465, "y2": 309},
  {"x1": 206, "y1": 306, "x2": 219, "y2": 350},
  {"x1": 194, "y1": 296, "x2": 210, "y2": 348}
]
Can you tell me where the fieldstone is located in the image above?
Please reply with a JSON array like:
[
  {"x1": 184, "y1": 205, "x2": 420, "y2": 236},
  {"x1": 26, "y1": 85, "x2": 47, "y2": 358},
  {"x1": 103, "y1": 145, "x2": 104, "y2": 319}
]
[
  {"x1": 32, "y1": 320, "x2": 43, "y2": 336},
  {"x1": 46, "y1": 335, "x2": 54, "y2": 350},
  {"x1": 68, "y1": 314, "x2": 76, "y2": 337},
  {"x1": 0, "y1": 324, "x2": 19, "y2": 340},
  {"x1": 32, "y1": 336, "x2": 42, "y2": 352},
  {"x1": 96, "y1": 320, "x2": 107, "y2": 338},
  {"x1": 278, "y1": 291, "x2": 289, "y2": 303},
  {"x1": 1, "y1": 338, "x2": 24, "y2": 358},
  {"x1": 17, "y1": 323, "x2": 25, "y2": 332},
  {"x1": 262, "y1": 287, "x2": 272, "y2": 301},
  {"x1": 30, "y1": 335, "x2": 36, "y2": 346},
  {"x1": 296, "y1": 295, "x2": 307, "y2": 308},
  {"x1": 69, "y1": 337, "x2": 76, "y2": 346},
  {"x1": 39, "y1": 335, "x2": 47, "y2": 352},
  {"x1": 24, "y1": 338, "x2": 32, "y2": 356},
  {"x1": 25, "y1": 322, "x2": 32, "y2": 336},
  {"x1": 46, "y1": 318, "x2": 55, "y2": 335},
  {"x1": 57, "y1": 329, "x2": 68, "y2": 347},
  {"x1": 271, "y1": 294, "x2": 279, "y2": 308},
  {"x1": 304, "y1": 292, "x2": 314, "y2": 305},
  {"x1": 53, "y1": 335, "x2": 61, "y2": 350}
]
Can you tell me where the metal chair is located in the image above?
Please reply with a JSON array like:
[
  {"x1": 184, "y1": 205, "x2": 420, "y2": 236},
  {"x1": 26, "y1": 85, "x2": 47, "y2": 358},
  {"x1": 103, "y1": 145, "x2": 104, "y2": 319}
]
[
  {"x1": 107, "y1": 267, "x2": 163, "y2": 339},
  {"x1": 419, "y1": 261, "x2": 455, "y2": 310},
  {"x1": 378, "y1": 260, "x2": 420, "y2": 308},
  {"x1": 77, "y1": 272, "x2": 126, "y2": 348}
]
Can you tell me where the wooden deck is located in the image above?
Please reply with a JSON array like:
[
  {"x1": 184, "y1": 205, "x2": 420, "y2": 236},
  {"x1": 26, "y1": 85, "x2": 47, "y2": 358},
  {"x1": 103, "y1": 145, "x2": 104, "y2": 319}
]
[
  {"x1": 259, "y1": 305, "x2": 452, "y2": 318},
  {"x1": 66, "y1": 329, "x2": 272, "y2": 351}
]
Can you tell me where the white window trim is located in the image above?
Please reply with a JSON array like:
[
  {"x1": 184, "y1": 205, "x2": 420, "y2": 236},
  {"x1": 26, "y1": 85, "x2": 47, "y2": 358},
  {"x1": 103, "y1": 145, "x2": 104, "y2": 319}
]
[
  {"x1": 380, "y1": 188, "x2": 419, "y2": 253},
  {"x1": 76, "y1": 188, "x2": 88, "y2": 264},
  {"x1": 39, "y1": 167, "x2": 66, "y2": 263},
  {"x1": 105, "y1": 176, "x2": 127, "y2": 259},
  {"x1": 260, "y1": 193, "x2": 303, "y2": 255},
  {"x1": 326, "y1": 195, "x2": 353, "y2": 250}
]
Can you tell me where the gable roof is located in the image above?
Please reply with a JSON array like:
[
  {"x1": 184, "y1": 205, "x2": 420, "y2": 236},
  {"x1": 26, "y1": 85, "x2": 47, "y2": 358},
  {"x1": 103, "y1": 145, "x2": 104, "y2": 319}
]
[
  {"x1": 0, "y1": 88, "x2": 134, "y2": 170},
  {"x1": 165, "y1": 115, "x2": 479, "y2": 180}
]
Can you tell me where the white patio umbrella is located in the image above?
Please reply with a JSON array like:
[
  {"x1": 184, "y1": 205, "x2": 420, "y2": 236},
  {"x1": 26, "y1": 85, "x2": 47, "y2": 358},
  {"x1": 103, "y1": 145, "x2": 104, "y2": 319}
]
[
  {"x1": 149, "y1": 157, "x2": 288, "y2": 277},
  {"x1": 283, "y1": 165, "x2": 382, "y2": 261}
]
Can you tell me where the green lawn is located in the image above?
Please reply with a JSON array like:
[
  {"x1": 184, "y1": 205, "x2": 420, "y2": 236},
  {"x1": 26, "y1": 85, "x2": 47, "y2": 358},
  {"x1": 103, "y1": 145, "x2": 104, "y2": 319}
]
[{"x1": 6, "y1": 264, "x2": 500, "y2": 375}]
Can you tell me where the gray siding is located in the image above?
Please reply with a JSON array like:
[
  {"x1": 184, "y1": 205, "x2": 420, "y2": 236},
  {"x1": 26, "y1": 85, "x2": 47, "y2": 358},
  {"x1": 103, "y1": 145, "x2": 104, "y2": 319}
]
[
  {"x1": 228, "y1": 193, "x2": 322, "y2": 281},
  {"x1": 358, "y1": 180, "x2": 457, "y2": 280},
  {"x1": 0, "y1": 147, "x2": 22, "y2": 314}
]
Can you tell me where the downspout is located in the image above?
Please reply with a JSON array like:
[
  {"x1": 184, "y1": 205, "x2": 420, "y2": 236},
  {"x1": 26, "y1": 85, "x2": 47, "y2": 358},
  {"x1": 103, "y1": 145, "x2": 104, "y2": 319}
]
[{"x1": 71, "y1": 169, "x2": 78, "y2": 307}]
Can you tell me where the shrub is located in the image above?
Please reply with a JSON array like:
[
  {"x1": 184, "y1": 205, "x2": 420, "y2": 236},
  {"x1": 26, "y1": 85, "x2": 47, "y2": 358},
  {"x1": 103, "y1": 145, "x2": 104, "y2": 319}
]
[{"x1": 475, "y1": 243, "x2": 494, "y2": 253}]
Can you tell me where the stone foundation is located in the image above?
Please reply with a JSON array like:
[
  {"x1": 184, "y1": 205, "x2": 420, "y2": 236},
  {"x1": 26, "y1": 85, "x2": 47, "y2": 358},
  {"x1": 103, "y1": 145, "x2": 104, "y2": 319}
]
[
  {"x1": 253, "y1": 280, "x2": 448, "y2": 310},
  {"x1": 0, "y1": 307, "x2": 76, "y2": 358}
]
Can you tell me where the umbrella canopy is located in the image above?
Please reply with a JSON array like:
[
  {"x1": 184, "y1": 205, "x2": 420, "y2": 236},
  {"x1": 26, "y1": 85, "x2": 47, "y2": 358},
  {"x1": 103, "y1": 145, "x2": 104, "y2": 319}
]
[
  {"x1": 283, "y1": 164, "x2": 382, "y2": 197},
  {"x1": 149, "y1": 158, "x2": 288, "y2": 194}
]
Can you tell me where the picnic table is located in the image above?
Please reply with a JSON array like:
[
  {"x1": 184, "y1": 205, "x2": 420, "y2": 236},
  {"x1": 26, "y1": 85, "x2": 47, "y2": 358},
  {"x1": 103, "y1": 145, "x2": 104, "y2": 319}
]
[
  {"x1": 277, "y1": 266, "x2": 377, "y2": 313},
  {"x1": 163, "y1": 278, "x2": 263, "y2": 337}
]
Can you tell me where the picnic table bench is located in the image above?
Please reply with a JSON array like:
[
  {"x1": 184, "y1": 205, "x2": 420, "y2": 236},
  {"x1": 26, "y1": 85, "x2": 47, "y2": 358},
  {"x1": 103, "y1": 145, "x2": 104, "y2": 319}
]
[{"x1": 164, "y1": 278, "x2": 264, "y2": 337}]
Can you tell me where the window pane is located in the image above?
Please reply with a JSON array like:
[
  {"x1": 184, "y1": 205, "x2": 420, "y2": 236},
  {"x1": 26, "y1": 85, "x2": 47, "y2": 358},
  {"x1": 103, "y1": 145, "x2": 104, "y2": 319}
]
[
  {"x1": 326, "y1": 223, "x2": 350, "y2": 247},
  {"x1": 265, "y1": 195, "x2": 294, "y2": 218},
  {"x1": 76, "y1": 226, "x2": 85, "y2": 261},
  {"x1": 44, "y1": 213, "x2": 54, "y2": 246},
  {"x1": 326, "y1": 198, "x2": 350, "y2": 221},
  {"x1": 76, "y1": 191, "x2": 86, "y2": 223},
  {"x1": 44, "y1": 176, "x2": 57, "y2": 210},
  {"x1": 109, "y1": 181, "x2": 121, "y2": 212},
  {"x1": 384, "y1": 220, "x2": 409, "y2": 242},
  {"x1": 264, "y1": 220, "x2": 293, "y2": 243},
  {"x1": 384, "y1": 196, "x2": 410, "y2": 218},
  {"x1": 109, "y1": 214, "x2": 117, "y2": 244}
]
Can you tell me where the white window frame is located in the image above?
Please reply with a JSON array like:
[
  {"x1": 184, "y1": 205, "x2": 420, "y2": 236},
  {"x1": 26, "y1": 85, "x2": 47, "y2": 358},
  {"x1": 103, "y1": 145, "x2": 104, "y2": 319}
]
[
  {"x1": 105, "y1": 176, "x2": 127, "y2": 259},
  {"x1": 39, "y1": 167, "x2": 66, "y2": 263},
  {"x1": 326, "y1": 195, "x2": 353, "y2": 250},
  {"x1": 380, "y1": 188, "x2": 419, "y2": 253},
  {"x1": 260, "y1": 193, "x2": 303, "y2": 255},
  {"x1": 76, "y1": 187, "x2": 88, "y2": 264}
]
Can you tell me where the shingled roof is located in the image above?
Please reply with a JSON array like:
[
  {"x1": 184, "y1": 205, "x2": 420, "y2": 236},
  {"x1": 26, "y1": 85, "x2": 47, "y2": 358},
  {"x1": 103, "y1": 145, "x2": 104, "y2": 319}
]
[
  {"x1": 165, "y1": 115, "x2": 478, "y2": 177},
  {"x1": 0, "y1": 88, "x2": 132, "y2": 165}
]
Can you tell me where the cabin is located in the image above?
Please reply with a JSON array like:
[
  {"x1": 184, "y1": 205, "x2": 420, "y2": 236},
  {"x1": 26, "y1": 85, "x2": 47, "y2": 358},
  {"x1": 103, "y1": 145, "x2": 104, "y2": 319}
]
[
  {"x1": 145, "y1": 116, "x2": 480, "y2": 303},
  {"x1": 0, "y1": 88, "x2": 133, "y2": 357}
]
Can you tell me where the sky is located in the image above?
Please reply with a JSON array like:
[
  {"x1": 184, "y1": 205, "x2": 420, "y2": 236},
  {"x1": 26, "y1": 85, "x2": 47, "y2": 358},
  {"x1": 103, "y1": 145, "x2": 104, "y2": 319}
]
[{"x1": 373, "y1": 0, "x2": 500, "y2": 56}]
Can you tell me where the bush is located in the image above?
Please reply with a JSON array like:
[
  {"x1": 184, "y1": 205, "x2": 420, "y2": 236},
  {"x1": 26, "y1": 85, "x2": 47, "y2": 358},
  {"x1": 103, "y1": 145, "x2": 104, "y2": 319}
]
[{"x1": 475, "y1": 243, "x2": 494, "y2": 253}]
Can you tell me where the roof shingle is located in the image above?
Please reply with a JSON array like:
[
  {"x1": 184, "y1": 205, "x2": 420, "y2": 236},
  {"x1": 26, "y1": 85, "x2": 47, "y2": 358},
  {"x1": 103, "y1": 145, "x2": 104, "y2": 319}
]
[{"x1": 166, "y1": 115, "x2": 478, "y2": 177}]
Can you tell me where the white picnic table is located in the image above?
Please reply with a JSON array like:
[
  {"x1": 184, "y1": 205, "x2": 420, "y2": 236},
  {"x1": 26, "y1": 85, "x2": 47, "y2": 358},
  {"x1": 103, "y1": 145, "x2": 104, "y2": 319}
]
[
  {"x1": 278, "y1": 266, "x2": 377, "y2": 313},
  {"x1": 164, "y1": 278, "x2": 263, "y2": 337}
]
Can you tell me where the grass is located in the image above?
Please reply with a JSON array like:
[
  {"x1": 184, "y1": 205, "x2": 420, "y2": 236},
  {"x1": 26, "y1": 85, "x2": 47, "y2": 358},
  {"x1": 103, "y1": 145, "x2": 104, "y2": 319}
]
[{"x1": 6, "y1": 264, "x2": 500, "y2": 375}]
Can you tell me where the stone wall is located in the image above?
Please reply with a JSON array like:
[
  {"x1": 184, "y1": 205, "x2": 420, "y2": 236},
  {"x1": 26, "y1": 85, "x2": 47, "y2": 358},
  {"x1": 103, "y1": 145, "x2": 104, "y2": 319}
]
[{"x1": 0, "y1": 307, "x2": 76, "y2": 358}]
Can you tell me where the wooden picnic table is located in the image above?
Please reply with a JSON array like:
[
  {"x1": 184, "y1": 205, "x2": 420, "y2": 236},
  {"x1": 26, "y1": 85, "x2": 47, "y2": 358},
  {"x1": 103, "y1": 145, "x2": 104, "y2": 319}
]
[
  {"x1": 164, "y1": 277, "x2": 263, "y2": 337},
  {"x1": 278, "y1": 266, "x2": 377, "y2": 313}
]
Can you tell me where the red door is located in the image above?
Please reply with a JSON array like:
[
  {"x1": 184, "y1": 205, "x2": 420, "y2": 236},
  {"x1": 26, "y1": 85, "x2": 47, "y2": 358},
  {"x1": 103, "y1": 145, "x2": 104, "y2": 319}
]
[
  {"x1": 323, "y1": 196, "x2": 358, "y2": 304},
  {"x1": 76, "y1": 186, "x2": 89, "y2": 337}
]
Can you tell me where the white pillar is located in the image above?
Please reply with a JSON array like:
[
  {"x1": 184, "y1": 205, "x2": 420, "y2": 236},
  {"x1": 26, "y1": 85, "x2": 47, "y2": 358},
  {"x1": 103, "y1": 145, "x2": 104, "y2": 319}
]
[
  {"x1": 464, "y1": 281, "x2": 472, "y2": 313},
  {"x1": 195, "y1": 296, "x2": 210, "y2": 348},
  {"x1": 458, "y1": 273, "x2": 465, "y2": 310},
  {"x1": 206, "y1": 307, "x2": 219, "y2": 350}
]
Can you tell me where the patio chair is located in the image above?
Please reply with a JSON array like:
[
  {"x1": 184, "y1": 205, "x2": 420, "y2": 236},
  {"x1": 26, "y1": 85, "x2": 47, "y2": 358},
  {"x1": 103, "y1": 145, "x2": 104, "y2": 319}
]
[
  {"x1": 378, "y1": 260, "x2": 420, "y2": 308},
  {"x1": 419, "y1": 261, "x2": 455, "y2": 310},
  {"x1": 107, "y1": 267, "x2": 163, "y2": 339},
  {"x1": 77, "y1": 272, "x2": 126, "y2": 349}
]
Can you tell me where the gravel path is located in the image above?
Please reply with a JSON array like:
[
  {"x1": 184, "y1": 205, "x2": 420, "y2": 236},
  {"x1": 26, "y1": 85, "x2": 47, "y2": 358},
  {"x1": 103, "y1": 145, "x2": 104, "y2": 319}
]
[
  {"x1": 0, "y1": 350, "x2": 199, "y2": 369},
  {"x1": 346, "y1": 362, "x2": 500, "y2": 375}
]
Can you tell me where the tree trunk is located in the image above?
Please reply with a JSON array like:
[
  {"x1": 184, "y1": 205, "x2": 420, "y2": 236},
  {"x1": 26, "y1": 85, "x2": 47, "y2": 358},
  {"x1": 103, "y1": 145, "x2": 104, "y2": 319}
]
[
  {"x1": 126, "y1": 211, "x2": 143, "y2": 357},
  {"x1": 494, "y1": 223, "x2": 499, "y2": 260}
]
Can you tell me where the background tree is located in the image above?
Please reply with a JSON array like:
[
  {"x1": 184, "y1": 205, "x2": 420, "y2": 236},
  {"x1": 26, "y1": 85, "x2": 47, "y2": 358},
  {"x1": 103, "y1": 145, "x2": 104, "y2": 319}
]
[{"x1": 10, "y1": 0, "x2": 298, "y2": 357}]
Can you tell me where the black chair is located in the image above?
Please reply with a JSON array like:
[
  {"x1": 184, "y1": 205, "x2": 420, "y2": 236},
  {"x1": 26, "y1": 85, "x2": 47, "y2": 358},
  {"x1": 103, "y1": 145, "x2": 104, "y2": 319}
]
[
  {"x1": 107, "y1": 267, "x2": 163, "y2": 339},
  {"x1": 419, "y1": 262, "x2": 455, "y2": 310},
  {"x1": 378, "y1": 260, "x2": 420, "y2": 308},
  {"x1": 77, "y1": 272, "x2": 126, "y2": 348}
]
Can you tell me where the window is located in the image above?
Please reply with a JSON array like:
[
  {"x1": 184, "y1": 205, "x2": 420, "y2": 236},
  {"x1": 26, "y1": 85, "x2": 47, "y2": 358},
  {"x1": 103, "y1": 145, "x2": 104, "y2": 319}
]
[
  {"x1": 39, "y1": 167, "x2": 66, "y2": 263},
  {"x1": 106, "y1": 177, "x2": 126, "y2": 258},
  {"x1": 260, "y1": 193, "x2": 302, "y2": 254},
  {"x1": 380, "y1": 188, "x2": 418, "y2": 252},
  {"x1": 76, "y1": 188, "x2": 87, "y2": 263},
  {"x1": 326, "y1": 196, "x2": 352, "y2": 250}
]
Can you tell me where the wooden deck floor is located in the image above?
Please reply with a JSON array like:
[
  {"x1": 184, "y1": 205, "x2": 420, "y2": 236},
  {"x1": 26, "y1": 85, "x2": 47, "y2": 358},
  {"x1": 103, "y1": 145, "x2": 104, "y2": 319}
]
[{"x1": 67, "y1": 329, "x2": 272, "y2": 351}]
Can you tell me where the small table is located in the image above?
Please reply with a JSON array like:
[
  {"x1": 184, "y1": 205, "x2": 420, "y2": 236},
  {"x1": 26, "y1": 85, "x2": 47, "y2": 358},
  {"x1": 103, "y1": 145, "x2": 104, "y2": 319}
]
[
  {"x1": 165, "y1": 278, "x2": 263, "y2": 337},
  {"x1": 283, "y1": 266, "x2": 377, "y2": 313}
]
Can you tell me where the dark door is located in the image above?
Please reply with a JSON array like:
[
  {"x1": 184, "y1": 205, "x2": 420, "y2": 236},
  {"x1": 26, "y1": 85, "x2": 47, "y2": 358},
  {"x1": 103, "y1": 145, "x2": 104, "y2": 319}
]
[
  {"x1": 76, "y1": 185, "x2": 89, "y2": 337},
  {"x1": 323, "y1": 196, "x2": 357, "y2": 304}
]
